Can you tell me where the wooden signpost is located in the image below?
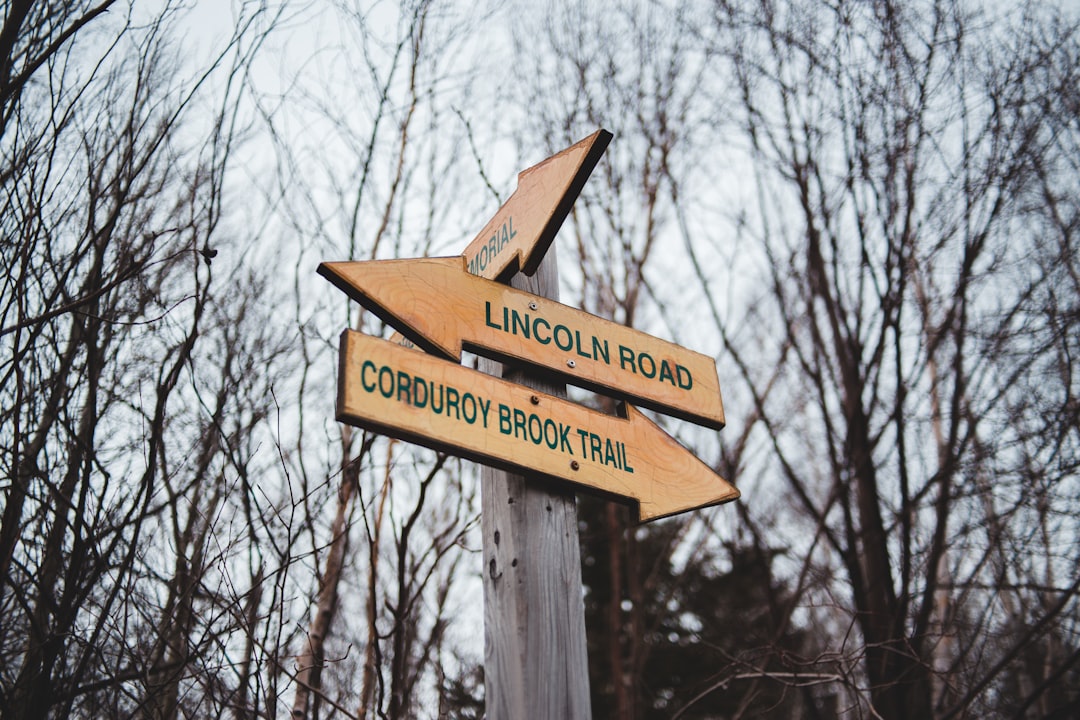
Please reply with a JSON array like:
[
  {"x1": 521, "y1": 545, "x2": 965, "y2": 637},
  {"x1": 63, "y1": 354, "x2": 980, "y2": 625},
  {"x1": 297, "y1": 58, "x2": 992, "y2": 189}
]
[
  {"x1": 478, "y1": 252, "x2": 590, "y2": 719},
  {"x1": 321, "y1": 130, "x2": 738, "y2": 719}
]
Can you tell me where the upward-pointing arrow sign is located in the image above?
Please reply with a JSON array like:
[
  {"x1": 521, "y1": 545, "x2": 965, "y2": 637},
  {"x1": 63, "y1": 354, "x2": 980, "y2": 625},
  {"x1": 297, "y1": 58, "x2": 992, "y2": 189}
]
[
  {"x1": 384, "y1": 130, "x2": 611, "y2": 351},
  {"x1": 318, "y1": 256, "x2": 726, "y2": 429},
  {"x1": 463, "y1": 129, "x2": 612, "y2": 281}
]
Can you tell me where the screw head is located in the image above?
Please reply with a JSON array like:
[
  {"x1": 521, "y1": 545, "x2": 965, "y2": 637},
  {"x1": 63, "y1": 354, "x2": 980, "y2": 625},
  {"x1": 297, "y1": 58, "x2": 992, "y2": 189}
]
[
  {"x1": 530, "y1": 395, "x2": 540, "y2": 405},
  {"x1": 570, "y1": 461, "x2": 580, "y2": 471},
  {"x1": 529, "y1": 301, "x2": 538, "y2": 311},
  {"x1": 567, "y1": 359, "x2": 576, "y2": 368}
]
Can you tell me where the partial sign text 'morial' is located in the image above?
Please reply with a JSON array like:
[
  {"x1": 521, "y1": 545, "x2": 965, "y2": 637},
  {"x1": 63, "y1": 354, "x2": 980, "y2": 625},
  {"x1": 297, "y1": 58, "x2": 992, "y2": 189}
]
[{"x1": 468, "y1": 217, "x2": 516, "y2": 276}]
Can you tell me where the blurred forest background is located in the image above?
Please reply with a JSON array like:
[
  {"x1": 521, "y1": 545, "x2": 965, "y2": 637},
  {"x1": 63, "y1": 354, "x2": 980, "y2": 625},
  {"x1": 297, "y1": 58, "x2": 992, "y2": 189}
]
[{"x1": 2, "y1": 0, "x2": 1078, "y2": 718}]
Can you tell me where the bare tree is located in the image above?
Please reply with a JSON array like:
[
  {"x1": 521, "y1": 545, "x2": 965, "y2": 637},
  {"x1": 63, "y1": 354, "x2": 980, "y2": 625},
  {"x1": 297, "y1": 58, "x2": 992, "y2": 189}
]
[
  {"x1": 504, "y1": 3, "x2": 803, "y2": 718},
  {"x1": 6, "y1": 1, "x2": 1073, "y2": 718},
  {"x1": 0, "y1": 2, "x2": 300, "y2": 717},
  {"x1": 271, "y1": 2, "x2": 493, "y2": 717},
  {"x1": 685, "y1": 0, "x2": 1080, "y2": 717},
  {"x1": 504, "y1": 1, "x2": 1080, "y2": 718}
]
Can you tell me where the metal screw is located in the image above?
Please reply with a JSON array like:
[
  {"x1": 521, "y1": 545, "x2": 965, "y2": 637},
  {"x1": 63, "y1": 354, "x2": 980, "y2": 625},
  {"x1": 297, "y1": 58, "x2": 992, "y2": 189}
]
[
  {"x1": 570, "y1": 461, "x2": 580, "y2": 471},
  {"x1": 530, "y1": 395, "x2": 540, "y2": 405},
  {"x1": 529, "y1": 301, "x2": 538, "y2": 310},
  {"x1": 567, "y1": 359, "x2": 576, "y2": 368}
]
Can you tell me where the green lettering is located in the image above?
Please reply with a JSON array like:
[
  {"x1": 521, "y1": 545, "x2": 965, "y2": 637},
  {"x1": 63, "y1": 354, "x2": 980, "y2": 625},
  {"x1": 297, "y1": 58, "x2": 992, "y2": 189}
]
[
  {"x1": 658, "y1": 359, "x2": 675, "y2": 385},
  {"x1": 414, "y1": 376, "x2": 428, "y2": 409},
  {"x1": 534, "y1": 317, "x2": 552, "y2": 345},
  {"x1": 593, "y1": 337, "x2": 610, "y2": 365},
  {"x1": 619, "y1": 345, "x2": 636, "y2": 373},
  {"x1": 554, "y1": 324, "x2": 573, "y2": 351},
  {"x1": 528, "y1": 414, "x2": 543, "y2": 445},
  {"x1": 462, "y1": 393, "x2": 477, "y2": 424},
  {"x1": 378, "y1": 366, "x2": 394, "y2": 398},
  {"x1": 478, "y1": 397, "x2": 491, "y2": 428},
  {"x1": 605, "y1": 438, "x2": 618, "y2": 468},
  {"x1": 543, "y1": 419, "x2": 558, "y2": 449},
  {"x1": 511, "y1": 309, "x2": 530, "y2": 339},
  {"x1": 446, "y1": 387, "x2": 460, "y2": 419},
  {"x1": 361, "y1": 360, "x2": 377, "y2": 392},
  {"x1": 639, "y1": 352, "x2": 656, "y2": 378},
  {"x1": 589, "y1": 433, "x2": 603, "y2": 463},
  {"x1": 575, "y1": 330, "x2": 592, "y2": 359},
  {"x1": 485, "y1": 301, "x2": 501, "y2": 330}
]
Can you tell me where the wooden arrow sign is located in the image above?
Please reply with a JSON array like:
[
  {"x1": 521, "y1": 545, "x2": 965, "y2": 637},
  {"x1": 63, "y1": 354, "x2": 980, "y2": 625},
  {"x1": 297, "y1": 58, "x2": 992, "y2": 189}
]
[
  {"x1": 463, "y1": 129, "x2": 611, "y2": 281},
  {"x1": 383, "y1": 130, "x2": 610, "y2": 350},
  {"x1": 337, "y1": 329, "x2": 738, "y2": 521},
  {"x1": 319, "y1": 256, "x2": 725, "y2": 429}
]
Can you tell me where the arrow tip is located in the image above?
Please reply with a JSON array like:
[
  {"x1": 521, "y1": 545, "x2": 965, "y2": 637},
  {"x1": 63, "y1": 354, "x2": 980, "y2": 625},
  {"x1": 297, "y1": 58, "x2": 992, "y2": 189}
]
[
  {"x1": 518, "y1": 129, "x2": 612, "y2": 276},
  {"x1": 317, "y1": 257, "x2": 468, "y2": 360},
  {"x1": 622, "y1": 403, "x2": 740, "y2": 522}
]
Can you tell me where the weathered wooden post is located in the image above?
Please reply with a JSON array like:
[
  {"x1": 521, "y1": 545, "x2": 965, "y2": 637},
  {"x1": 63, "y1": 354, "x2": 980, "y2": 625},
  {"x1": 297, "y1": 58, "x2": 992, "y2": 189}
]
[{"x1": 478, "y1": 247, "x2": 592, "y2": 719}]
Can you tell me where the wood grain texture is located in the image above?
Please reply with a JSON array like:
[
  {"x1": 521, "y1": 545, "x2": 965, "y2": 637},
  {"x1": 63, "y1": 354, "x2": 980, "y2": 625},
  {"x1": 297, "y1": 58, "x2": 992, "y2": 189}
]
[
  {"x1": 319, "y1": 256, "x2": 725, "y2": 428},
  {"x1": 335, "y1": 327, "x2": 738, "y2": 520},
  {"x1": 375, "y1": 128, "x2": 611, "y2": 351},
  {"x1": 462, "y1": 129, "x2": 611, "y2": 282}
]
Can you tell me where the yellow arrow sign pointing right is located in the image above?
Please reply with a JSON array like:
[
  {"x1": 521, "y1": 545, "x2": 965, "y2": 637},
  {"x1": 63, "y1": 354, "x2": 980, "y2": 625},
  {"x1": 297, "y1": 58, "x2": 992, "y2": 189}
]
[{"x1": 337, "y1": 330, "x2": 738, "y2": 521}]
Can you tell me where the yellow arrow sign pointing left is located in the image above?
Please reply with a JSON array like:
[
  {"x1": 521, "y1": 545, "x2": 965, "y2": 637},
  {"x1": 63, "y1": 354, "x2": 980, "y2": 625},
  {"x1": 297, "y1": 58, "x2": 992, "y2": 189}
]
[
  {"x1": 319, "y1": 256, "x2": 725, "y2": 429},
  {"x1": 336, "y1": 330, "x2": 738, "y2": 521}
]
